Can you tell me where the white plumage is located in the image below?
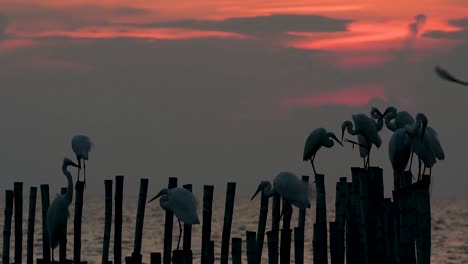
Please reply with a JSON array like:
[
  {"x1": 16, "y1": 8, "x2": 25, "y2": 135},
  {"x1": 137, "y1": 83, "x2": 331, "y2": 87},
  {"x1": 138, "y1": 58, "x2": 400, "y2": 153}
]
[
  {"x1": 303, "y1": 128, "x2": 343, "y2": 175},
  {"x1": 46, "y1": 158, "x2": 79, "y2": 261}
]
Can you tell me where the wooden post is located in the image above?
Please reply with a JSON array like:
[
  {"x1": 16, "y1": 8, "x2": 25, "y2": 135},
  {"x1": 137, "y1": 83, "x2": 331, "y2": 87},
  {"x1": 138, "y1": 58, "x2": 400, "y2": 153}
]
[
  {"x1": 294, "y1": 227, "x2": 304, "y2": 264},
  {"x1": 14, "y1": 182, "x2": 23, "y2": 264},
  {"x1": 73, "y1": 181, "x2": 85, "y2": 264},
  {"x1": 163, "y1": 177, "x2": 178, "y2": 264},
  {"x1": 207, "y1": 241, "x2": 215, "y2": 264},
  {"x1": 270, "y1": 193, "x2": 281, "y2": 264},
  {"x1": 171, "y1": 250, "x2": 184, "y2": 264},
  {"x1": 365, "y1": 167, "x2": 385, "y2": 264},
  {"x1": 102, "y1": 180, "x2": 113, "y2": 264},
  {"x1": 391, "y1": 191, "x2": 401, "y2": 264},
  {"x1": 280, "y1": 202, "x2": 292, "y2": 264},
  {"x1": 182, "y1": 184, "x2": 193, "y2": 264},
  {"x1": 329, "y1": 222, "x2": 338, "y2": 264},
  {"x1": 40, "y1": 184, "x2": 51, "y2": 264},
  {"x1": 382, "y1": 198, "x2": 396, "y2": 264},
  {"x1": 266, "y1": 230, "x2": 278, "y2": 264},
  {"x1": 397, "y1": 171, "x2": 416, "y2": 264},
  {"x1": 246, "y1": 231, "x2": 257, "y2": 264},
  {"x1": 255, "y1": 187, "x2": 269, "y2": 264},
  {"x1": 346, "y1": 168, "x2": 365, "y2": 264},
  {"x1": 2, "y1": 190, "x2": 14, "y2": 264},
  {"x1": 27, "y1": 187, "x2": 37, "y2": 264},
  {"x1": 334, "y1": 177, "x2": 347, "y2": 264},
  {"x1": 59, "y1": 187, "x2": 68, "y2": 263},
  {"x1": 416, "y1": 174, "x2": 431, "y2": 264},
  {"x1": 231, "y1": 237, "x2": 242, "y2": 264},
  {"x1": 131, "y1": 178, "x2": 149, "y2": 264},
  {"x1": 201, "y1": 185, "x2": 214, "y2": 263},
  {"x1": 114, "y1": 175, "x2": 124, "y2": 264},
  {"x1": 221, "y1": 182, "x2": 236, "y2": 264},
  {"x1": 313, "y1": 174, "x2": 328, "y2": 264},
  {"x1": 150, "y1": 252, "x2": 162, "y2": 264}
]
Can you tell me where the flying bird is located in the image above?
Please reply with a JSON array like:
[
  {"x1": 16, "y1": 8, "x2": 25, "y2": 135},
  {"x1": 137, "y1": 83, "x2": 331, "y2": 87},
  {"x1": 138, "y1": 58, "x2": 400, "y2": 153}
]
[
  {"x1": 148, "y1": 187, "x2": 200, "y2": 250},
  {"x1": 303, "y1": 128, "x2": 343, "y2": 175},
  {"x1": 71, "y1": 135, "x2": 93, "y2": 187},
  {"x1": 46, "y1": 158, "x2": 79, "y2": 262},
  {"x1": 434, "y1": 65, "x2": 468, "y2": 86},
  {"x1": 251, "y1": 171, "x2": 311, "y2": 219}
]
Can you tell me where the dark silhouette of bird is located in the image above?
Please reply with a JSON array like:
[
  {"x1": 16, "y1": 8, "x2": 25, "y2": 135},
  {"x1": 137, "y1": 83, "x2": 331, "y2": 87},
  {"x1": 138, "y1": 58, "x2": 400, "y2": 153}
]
[
  {"x1": 303, "y1": 128, "x2": 343, "y2": 175},
  {"x1": 71, "y1": 135, "x2": 93, "y2": 187},
  {"x1": 435, "y1": 65, "x2": 468, "y2": 86}
]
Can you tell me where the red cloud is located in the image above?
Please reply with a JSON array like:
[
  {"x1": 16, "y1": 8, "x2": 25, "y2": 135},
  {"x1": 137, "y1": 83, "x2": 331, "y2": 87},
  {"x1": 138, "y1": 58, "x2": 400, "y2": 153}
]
[{"x1": 281, "y1": 85, "x2": 387, "y2": 107}]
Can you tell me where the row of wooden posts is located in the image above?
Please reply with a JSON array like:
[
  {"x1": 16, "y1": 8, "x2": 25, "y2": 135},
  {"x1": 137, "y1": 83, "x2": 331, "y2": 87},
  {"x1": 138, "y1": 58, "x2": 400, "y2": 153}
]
[{"x1": 2, "y1": 167, "x2": 431, "y2": 264}]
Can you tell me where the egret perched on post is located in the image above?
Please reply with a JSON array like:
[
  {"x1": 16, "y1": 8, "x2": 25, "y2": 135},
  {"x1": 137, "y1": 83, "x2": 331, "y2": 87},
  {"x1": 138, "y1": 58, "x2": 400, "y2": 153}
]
[
  {"x1": 46, "y1": 158, "x2": 80, "y2": 262},
  {"x1": 148, "y1": 187, "x2": 200, "y2": 250},
  {"x1": 71, "y1": 135, "x2": 93, "y2": 187},
  {"x1": 434, "y1": 65, "x2": 468, "y2": 86},
  {"x1": 341, "y1": 109, "x2": 388, "y2": 168},
  {"x1": 303, "y1": 128, "x2": 343, "y2": 176},
  {"x1": 251, "y1": 171, "x2": 311, "y2": 219}
]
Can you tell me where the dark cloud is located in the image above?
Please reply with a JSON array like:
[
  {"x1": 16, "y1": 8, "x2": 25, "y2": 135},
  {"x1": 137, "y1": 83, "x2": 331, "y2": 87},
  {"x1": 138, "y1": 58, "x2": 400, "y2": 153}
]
[
  {"x1": 409, "y1": 14, "x2": 427, "y2": 36},
  {"x1": 113, "y1": 7, "x2": 152, "y2": 16},
  {"x1": 424, "y1": 17, "x2": 468, "y2": 39},
  {"x1": 121, "y1": 14, "x2": 353, "y2": 36}
]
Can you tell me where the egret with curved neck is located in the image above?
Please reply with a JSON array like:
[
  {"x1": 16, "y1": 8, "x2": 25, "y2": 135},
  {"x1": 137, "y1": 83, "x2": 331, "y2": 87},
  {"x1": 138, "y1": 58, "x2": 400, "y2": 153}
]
[{"x1": 303, "y1": 128, "x2": 343, "y2": 176}]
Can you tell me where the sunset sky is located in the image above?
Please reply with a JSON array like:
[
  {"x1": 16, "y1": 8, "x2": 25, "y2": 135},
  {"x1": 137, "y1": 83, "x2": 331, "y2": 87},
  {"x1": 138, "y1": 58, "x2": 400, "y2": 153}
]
[{"x1": 1, "y1": 0, "x2": 467, "y2": 198}]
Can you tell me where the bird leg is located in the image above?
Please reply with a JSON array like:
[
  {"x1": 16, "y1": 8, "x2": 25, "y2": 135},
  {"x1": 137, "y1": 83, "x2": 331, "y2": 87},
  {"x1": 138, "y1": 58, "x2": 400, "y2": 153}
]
[
  {"x1": 310, "y1": 156, "x2": 317, "y2": 176},
  {"x1": 76, "y1": 158, "x2": 81, "y2": 184},
  {"x1": 177, "y1": 218, "x2": 183, "y2": 250},
  {"x1": 52, "y1": 249, "x2": 54, "y2": 263},
  {"x1": 421, "y1": 167, "x2": 427, "y2": 181},
  {"x1": 408, "y1": 150, "x2": 414, "y2": 173},
  {"x1": 83, "y1": 160, "x2": 87, "y2": 189},
  {"x1": 418, "y1": 158, "x2": 422, "y2": 181},
  {"x1": 279, "y1": 198, "x2": 286, "y2": 222}
]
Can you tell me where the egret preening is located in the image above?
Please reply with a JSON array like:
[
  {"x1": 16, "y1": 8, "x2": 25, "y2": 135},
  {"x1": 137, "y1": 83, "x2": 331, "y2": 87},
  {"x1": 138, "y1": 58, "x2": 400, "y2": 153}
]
[
  {"x1": 341, "y1": 109, "x2": 388, "y2": 168},
  {"x1": 434, "y1": 65, "x2": 468, "y2": 86},
  {"x1": 46, "y1": 158, "x2": 79, "y2": 262},
  {"x1": 71, "y1": 135, "x2": 93, "y2": 187},
  {"x1": 148, "y1": 187, "x2": 200, "y2": 250},
  {"x1": 303, "y1": 128, "x2": 343, "y2": 176},
  {"x1": 251, "y1": 171, "x2": 311, "y2": 220}
]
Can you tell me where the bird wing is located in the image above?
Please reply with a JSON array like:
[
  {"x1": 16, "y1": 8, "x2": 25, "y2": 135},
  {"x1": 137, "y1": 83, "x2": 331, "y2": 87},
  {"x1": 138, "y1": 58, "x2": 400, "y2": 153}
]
[
  {"x1": 274, "y1": 172, "x2": 311, "y2": 209},
  {"x1": 47, "y1": 196, "x2": 69, "y2": 249},
  {"x1": 435, "y1": 66, "x2": 468, "y2": 85},
  {"x1": 388, "y1": 129, "x2": 412, "y2": 172},
  {"x1": 357, "y1": 134, "x2": 370, "y2": 158},
  {"x1": 426, "y1": 126, "x2": 445, "y2": 160},
  {"x1": 168, "y1": 188, "x2": 200, "y2": 224},
  {"x1": 303, "y1": 128, "x2": 326, "y2": 161},
  {"x1": 72, "y1": 135, "x2": 93, "y2": 159},
  {"x1": 413, "y1": 134, "x2": 437, "y2": 167},
  {"x1": 354, "y1": 114, "x2": 382, "y2": 148}
]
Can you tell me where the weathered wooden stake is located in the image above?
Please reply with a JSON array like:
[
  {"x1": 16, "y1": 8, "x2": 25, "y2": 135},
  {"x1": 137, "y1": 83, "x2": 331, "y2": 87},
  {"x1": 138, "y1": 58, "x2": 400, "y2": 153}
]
[
  {"x1": 171, "y1": 250, "x2": 184, "y2": 264},
  {"x1": 270, "y1": 193, "x2": 281, "y2": 264},
  {"x1": 231, "y1": 237, "x2": 242, "y2": 264},
  {"x1": 182, "y1": 184, "x2": 193, "y2": 264},
  {"x1": 40, "y1": 184, "x2": 51, "y2": 264},
  {"x1": 2, "y1": 190, "x2": 14, "y2": 264},
  {"x1": 313, "y1": 174, "x2": 328, "y2": 264},
  {"x1": 131, "y1": 178, "x2": 149, "y2": 264},
  {"x1": 14, "y1": 182, "x2": 23, "y2": 264},
  {"x1": 102, "y1": 180, "x2": 113, "y2": 264},
  {"x1": 74, "y1": 181, "x2": 85, "y2": 264},
  {"x1": 255, "y1": 187, "x2": 269, "y2": 264},
  {"x1": 334, "y1": 177, "x2": 347, "y2": 264},
  {"x1": 221, "y1": 182, "x2": 236, "y2": 264},
  {"x1": 416, "y1": 174, "x2": 431, "y2": 264},
  {"x1": 163, "y1": 177, "x2": 178, "y2": 264},
  {"x1": 397, "y1": 171, "x2": 416, "y2": 264},
  {"x1": 294, "y1": 227, "x2": 304, "y2": 264},
  {"x1": 201, "y1": 185, "x2": 214, "y2": 263},
  {"x1": 27, "y1": 187, "x2": 37, "y2": 264},
  {"x1": 329, "y1": 222, "x2": 338, "y2": 264},
  {"x1": 246, "y1": 231, "x2": 257, "y2": 264},
  {"x1": 266, "y1": 230, "x2": 278, "y2": 264},
  {"x1": 279, "y1": 202, "x2": 292, "y2": 264},
  {"x1": 114, "y1": 175, "x2": 124, "y2": 264},
  {"x1": 59, "y1": 187, "x2": 67, "y2": 263},
  {"x1": 150, "y1": 252, "x2": 162, "y2": 264}
]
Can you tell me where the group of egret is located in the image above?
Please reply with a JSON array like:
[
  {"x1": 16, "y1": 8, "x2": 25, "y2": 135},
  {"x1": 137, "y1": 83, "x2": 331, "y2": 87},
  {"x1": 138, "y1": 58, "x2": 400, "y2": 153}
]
[{"x1": 46, "y1": 135, "x2": 93, "y2": 261}]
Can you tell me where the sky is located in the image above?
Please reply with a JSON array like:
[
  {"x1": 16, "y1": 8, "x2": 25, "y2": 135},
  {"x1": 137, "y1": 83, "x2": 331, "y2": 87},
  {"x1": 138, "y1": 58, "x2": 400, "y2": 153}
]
[{"x1": 0, "y1": 0, "x2": 467, "y2": 199}]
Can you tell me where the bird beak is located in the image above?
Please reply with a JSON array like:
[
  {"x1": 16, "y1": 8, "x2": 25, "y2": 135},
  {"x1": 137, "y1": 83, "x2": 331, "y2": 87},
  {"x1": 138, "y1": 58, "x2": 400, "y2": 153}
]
[
  {"x1": 148, "y1": 191, "x2": 163, "y2": 203},
  {"x1": 331, "y1": 134, "x2": 343, "y2": 147},
  {"x1": 250, "y1": 185, "x2": 262, "y2": 200},
  {"x1": 341, "y1": 129, "x2": 345, "y2": 142},
  {"x1": 378, "y1": 108, "x2": 389, "y2": 122}
]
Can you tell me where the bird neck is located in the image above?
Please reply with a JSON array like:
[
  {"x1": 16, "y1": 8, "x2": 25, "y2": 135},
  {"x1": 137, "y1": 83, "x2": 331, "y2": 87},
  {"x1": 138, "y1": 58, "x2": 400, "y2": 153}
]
[
  {"x1": 160, "y1": 196, "x2": 169, "y2": 211},
  {"x1": 405, "y1": 118, "x2": 422, "y2": 137},
  {"x1": 346, "y1": 122, "x2": 358, "y2": 135},
  {"x1": 263, "y1": 183, "x2": 275, "y2": 197},
  {"x1": 385, "y1": 116, "x2": 397, "y2": 132},
  {"x1": 63, "y1": 170, "x2": 73, "y2": 205},
  {"x1": 375, "y1": 117, "x2": 384, "y2": 131}
]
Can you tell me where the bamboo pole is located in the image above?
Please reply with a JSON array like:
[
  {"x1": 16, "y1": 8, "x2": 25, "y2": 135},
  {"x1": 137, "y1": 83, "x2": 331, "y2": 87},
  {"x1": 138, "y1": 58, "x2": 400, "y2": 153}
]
[
  {"x1": 266, "y1": 230, "x2": 278, "y2": 264},
  {"x1": 114, "y1": 175, "x2": 124, "y2": 264},
  {"x1": 221, "y1": 182, "x2": 236, "y2": 264},
  {"x1": 14, "y1": 182, "x2": 23, "y2": 264},
  {"x1": 182, "y1": 184, "x2": 193, "y2": 264},
  {"x1": 172, "y1": 250, "x2": 184, "y2": 264},
  {"x1": 397, "y1": 171, "x2": 416, "y2": 264},
  {"x1": 416, "y1": 174, "x2": 431, "y2": 264},
  {"x1": 59, "y1": 187, "x2": 67, "y2": 263},
  {"x1": 163, "y1": 177, "x2": 178, "y2": 264},
  {"x1": 329, "y1": 222, "x2": 338, "y2": 264},
  {"x1": 207, "y1": 241, "x2": 215, "y2": 264},
  {"x1": 279, "y1": 201, "x2": 292, "y2": 264},
  {"x1": 27, "y1": 187, "x2": 37, "y2": 264},
  {"x1": 346, "y1": 168, "x2": 365, "y2": 264},
  {"x1": 2, "y1": 190, "x2": 14, "y2": 264},
  {"x1": 150, "y1": 252, "x2": 162, "y2": 264},
  {"x1": 270, "y1": 193, "x2": 281, "y2": 264},
  {"x1": 74, "y1": 181, "x2": 85, "y2": 264},
  {"x1": 201, "y1": 185, "x2": 214, "y2": 263},
  {"x1": 40, "y1": 184, "x2": 51, "y2": 264},
  {"x1": 313, "y1": 174, "x2": 327, "y2": 264},
  {"x1": 255, "y1": 187, "x2": 269, "y2": 264},
  {"x1": 231, "y1": 237, "x2": 242, "y2": 264},
  {"x1": 335, "y1": 177, "x2": 347, "y2": 264},
  {"x1": 246, "y1": 231, "x2": 257, "y2": 264},
  {"x1": 102, "y1": 180, "x2": 113, "y2": 264},
  {"x1": 294, "y1": 227, "x2": 304, "y2": 264},
  {"x1": 131, "y1": 178, "x2": 149, "y2": 264}
]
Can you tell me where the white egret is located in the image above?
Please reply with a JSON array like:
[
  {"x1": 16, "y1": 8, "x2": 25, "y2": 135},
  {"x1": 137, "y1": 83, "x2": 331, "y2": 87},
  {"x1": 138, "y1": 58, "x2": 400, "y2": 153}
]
[
  {"x1": 434, "y1": 65, "x2": 468, "y2": 86},
  {"x1": 71, "y1": 135, "x2": 93, "y2": 187},
  {"x1": 303, "y1": 128, "x2": 343, "y2": 175},
  {"x1": 341, "y1": 109, "x2": 388, "y2": 168},
  {"x1": 46, "y1": 158, "x2": 79, "y2": 262},
  {"x1": 148, "y1": 187, "x2": 200, "y2": 250},
  {"x1": 251, "y1": 171, "x2": 311, "y2": 219}
]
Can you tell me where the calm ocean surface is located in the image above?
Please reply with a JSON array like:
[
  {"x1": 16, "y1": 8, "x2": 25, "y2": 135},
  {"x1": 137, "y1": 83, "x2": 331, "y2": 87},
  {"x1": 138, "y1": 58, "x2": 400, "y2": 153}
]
[{"x1": 0, "y1": 197, "x2": 467, "y2": 263}]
